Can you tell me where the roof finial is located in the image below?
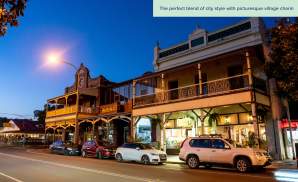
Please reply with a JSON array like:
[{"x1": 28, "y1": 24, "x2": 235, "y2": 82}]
[{"x1": 156, "y1": 40, "x2": 160, "y2": 48}]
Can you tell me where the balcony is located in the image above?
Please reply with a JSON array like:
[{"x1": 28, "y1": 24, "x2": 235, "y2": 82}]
[
  {"x1": 46, "y1": 105, "x2": 77, "y2": 118},
  {"x1": 134, "y1": 74, "x2": 252, "y2": 107},
  {"x1": 99, "y1": 100, "x2": 132, "y2": 115}
]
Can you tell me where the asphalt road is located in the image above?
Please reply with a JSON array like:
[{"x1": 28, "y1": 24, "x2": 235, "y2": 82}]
[{"x1": 0, "y1": 146, "x2": 277, "y2": 182}]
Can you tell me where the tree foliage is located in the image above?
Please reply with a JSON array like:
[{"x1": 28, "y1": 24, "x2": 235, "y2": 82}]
[
  {"x1": 34, "y1": 109, "x2": 45, "y2": 124},
  {"x1": 0, "y1": 0, "x2": 26, "y2": 36},
  {"x1": 265, "y1": 18, "x2": 298, "y2": 101}
]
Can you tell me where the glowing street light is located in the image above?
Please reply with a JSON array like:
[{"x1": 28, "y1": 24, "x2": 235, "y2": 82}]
[{"x1": 45, "y1": 51, "x2": 77, "y2": 71}]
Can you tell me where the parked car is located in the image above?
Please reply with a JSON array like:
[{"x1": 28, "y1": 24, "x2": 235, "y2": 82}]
[
  {"x1": 179, "y1": 135, "x2": 272, "y2": 172},
  {"x1": 115, "y1": 143, "x2": 167, "y2": 165},
  {"x1": 49, "y1": 140, "x2": 81, "y2": 156},
  {"x1": 81, "y1": 140, "x2": 116, "y2": 159}
]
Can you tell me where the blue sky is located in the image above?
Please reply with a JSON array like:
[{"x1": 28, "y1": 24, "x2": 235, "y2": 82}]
[{"x1": 0, "y1": 0, "x2": 277, "y2": 118}]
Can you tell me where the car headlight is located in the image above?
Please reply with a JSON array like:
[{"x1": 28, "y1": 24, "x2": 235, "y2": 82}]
[
  {"x1": 66, "y1": 147, "x2": 72, "y2": 151},
  {"x1": 150, "y1": 153, "x2": 159, "y2": 156}
]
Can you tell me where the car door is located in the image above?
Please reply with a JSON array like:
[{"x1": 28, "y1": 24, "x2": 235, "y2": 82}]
[
  {"x1": 55, "y1": 141, "x2": 65, "y2": 154},
  {"x1": 88, "y1": 141, "x2": 97, "y2": 156},
  {"x1": 189, "y1": 139, "x2": 211, "y2": 162},
  {"x1": 122, "y1": 144, "x2": 136, "y2": 161},
  {"x1": 131, "y1": 144, "x2": 143, "y2": 162},
  {"x1": 209, "y1": 139, "x2": 233, "y2": 164}
]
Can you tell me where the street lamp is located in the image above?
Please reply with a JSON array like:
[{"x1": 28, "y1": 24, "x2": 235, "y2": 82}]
[
  {"x1": 45, "y1": 51, "x2": 80, "y2": 144},
  {"x1": 46, "y1": 52, "x2": 77, "y2": 71}
]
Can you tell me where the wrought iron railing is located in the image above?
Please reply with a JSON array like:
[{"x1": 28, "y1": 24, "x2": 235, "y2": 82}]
[
  {"x1": 134, "y1": 74, "x2": 249, "y2": 107},
  {"x1": 46, "y1": 105, "x2": 77, "y2": 118}
]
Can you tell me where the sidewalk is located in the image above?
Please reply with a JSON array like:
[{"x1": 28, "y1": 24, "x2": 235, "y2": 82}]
[{"x1": 166, "y1": 155, "x2": 297, "y2": 169}]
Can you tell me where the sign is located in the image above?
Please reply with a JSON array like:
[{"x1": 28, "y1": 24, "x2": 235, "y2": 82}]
[
  {"x1": 280, "y1": 119, "x2": 298, "y2": 129},
  {"x1": 153, "y1": 0, "x2": 298, "y2": 17}
]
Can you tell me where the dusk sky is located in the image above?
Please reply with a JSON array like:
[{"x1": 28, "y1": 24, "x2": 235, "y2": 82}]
[{"x1": 0, "y1": 1, "x2": 277, "y2": 119}]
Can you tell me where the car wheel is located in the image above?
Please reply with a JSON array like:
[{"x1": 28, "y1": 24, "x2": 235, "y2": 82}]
[
  {"x1": 82, "y1": 150, "x2": 87, "y2": 158},
  {"x1": 236, "y1": 158, "x2": 251, "y2": 173},
  {"x1": 115, "y1": 153, "x2": 123, "y2": 162},
  {"x1": 187, "y1": 155, "x2": 199, "y2": 169},
  {"x1": 141, "y1": 155, "x2": 150, "y2": 165},
  {"x1": 96, "y1": 151, "x2": 103, "y2": 159}
]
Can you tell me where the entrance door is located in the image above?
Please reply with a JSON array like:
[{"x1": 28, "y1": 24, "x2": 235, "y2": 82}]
[
  {"x1": 228, "y1": 65, "x2": 244, "y2": 90},
  {"x1": 168, "y1": 80, "x2": 179, "y2": 100}
]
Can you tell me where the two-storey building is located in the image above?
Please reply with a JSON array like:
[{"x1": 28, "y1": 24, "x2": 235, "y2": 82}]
[
  {"x1": 131, "y1": 18, "x2": 285, "y2": 159},
  {"x1": 45, "y1": 64, "x2": 132, "y2": 146},
  {"x1": 45, "y1": 18, "x2": 290, "y2": 160}
]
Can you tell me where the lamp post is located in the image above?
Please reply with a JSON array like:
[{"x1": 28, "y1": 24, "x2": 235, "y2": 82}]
[{"x1": 46, "y1": 53, "x2": 80, "y2": 144}]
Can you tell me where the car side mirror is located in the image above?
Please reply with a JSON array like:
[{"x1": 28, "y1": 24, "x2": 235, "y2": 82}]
[
  {"x1": 136, "y1": 147, "x2": 140, "y2": 150},
  {"x1": 224, "y1": 145, "x2": 231, "y2": 150}
]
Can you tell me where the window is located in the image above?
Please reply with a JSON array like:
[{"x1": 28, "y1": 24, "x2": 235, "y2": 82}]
[
  {"x1": 191, "y1": 37, "x2": 204, "y2": 47},
  {"x1": 189, "y1": 139, "x2": 210, "y2": 148},
  {"x1": 208, "y1": 22, "x2": 251, "y2": 42},
  {"x1": 159, "y1": 43, "x2": 189, "y2": 58},
  {"x1": 211, "y1": 139, "x2": 225, "y2": 149}
]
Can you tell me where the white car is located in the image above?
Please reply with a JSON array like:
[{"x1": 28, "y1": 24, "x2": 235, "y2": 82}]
[
  {"x1": 179, "y1": 136, "x2": 272, "y2": 172},
  {"x1": 115, "y1": 143, "x2": 167, "y2": 165}
]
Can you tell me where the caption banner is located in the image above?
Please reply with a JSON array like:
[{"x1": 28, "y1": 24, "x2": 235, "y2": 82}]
[{"x1": 153, "y1": 0, "x2": 298, "y2": 17}]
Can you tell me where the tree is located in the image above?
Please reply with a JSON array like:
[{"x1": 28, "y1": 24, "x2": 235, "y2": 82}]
[
  {"x1": 265, "y1": 18, "x2": 298, "y2": 101},
  {"x1": 34, "y1": 108, "x2": 46, "y2": 124},
  {"x1": 265, "y1": 18, "x2": 298, "y2": 159},
  {"x1": 0, "y1": 0, "x2": 26, "y2": 36}
]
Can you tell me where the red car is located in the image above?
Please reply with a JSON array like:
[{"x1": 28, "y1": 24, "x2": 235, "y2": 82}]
[{"x1": 81, "y1": 140, "x2": 115, "y2": 159}]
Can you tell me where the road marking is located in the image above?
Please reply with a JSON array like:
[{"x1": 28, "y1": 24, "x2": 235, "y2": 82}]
[
  {"x1": 0, "y1": 152, "x2": 161, "y2": 182},
  {"x1": 0, "y1": 171, "x2": 24, "y2": 182},
  {"x1": 25, "y1": 150, "x2": 273, "y2": 180}
]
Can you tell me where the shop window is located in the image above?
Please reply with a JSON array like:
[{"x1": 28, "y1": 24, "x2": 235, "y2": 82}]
[
  {"x1": 176, "y1": 117, "x2": 193, "y2": 128},
  {"x1": 165, "y1": 120, "x2": 175, "y2": 128},
  {"x1": 218, "y1": 114, "x2": 238, "y2": 125},
  {"x1": 239, "y1": 113, "x2": 252, "y2": 124},
  {"x1": 189, "y1": 139, "x2": 210, "y2": 148}
]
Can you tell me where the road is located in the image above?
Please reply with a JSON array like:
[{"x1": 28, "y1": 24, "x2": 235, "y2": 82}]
[{"x1": 0, "y1": 146, "x2": 277, "y2": 182}]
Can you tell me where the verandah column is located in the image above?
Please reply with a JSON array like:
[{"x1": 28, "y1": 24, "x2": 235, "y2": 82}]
[
  {"x1": 198, "y1": 63, "x2": 202, "y2": 95},
  {"x1": 246, "y1": 51, "x2": 259, "y2": 142},
  {"x1": 74, "y1": 91, "x2": 80, "y2": 144},
  {"x1": 162, "y1": 113, "x2": 166, "y2": 152}
]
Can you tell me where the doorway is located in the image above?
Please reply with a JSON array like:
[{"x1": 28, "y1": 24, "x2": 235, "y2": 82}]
[
  {"x1": 168, "y1": 80, "x2": 178, "y2": 100},
  {"x1": 228, "y1": 65, "x2": 244, "y2": 89}
]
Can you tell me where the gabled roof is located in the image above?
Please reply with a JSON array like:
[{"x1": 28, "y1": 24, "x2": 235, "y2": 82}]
[{"x1": 0, "y1": 119, "x2": 44, "y2": 133}]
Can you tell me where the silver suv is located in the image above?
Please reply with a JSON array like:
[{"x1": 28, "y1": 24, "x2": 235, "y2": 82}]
[{"x1": 179, "y1": 136, "x2": 272, "y2": 172}]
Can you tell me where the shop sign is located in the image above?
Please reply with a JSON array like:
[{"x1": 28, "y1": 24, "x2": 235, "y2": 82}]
[
  {"x1": 280, "y1": 119, "x2": 298, "y2": 129},
  {"x1": 176, "y1": 117, "x2": 193, "y2": 128}
]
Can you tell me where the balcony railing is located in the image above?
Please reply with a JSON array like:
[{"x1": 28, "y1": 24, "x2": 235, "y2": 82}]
[
  {"x1": 46, "y1": 105, "x2": 77, "y2": 118},
  {"x1": 134, "y1": 74, "x2": 249, "y2": 107},
  {"x1": 99, "y1": 103, "x2": 120, "y2": 114}
]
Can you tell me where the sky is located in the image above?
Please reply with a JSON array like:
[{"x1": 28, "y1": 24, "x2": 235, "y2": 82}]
[{"x1": 0, "y1": 0, "x2": 277, "y2": 119}]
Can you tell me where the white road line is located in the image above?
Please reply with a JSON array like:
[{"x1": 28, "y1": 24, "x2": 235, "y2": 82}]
[
  {"x1": 0, "y1": 171, "x2": 24, "y2": 182},
  {"x1": 0, "y1": 152, "x2": 161, "y2": 182}
]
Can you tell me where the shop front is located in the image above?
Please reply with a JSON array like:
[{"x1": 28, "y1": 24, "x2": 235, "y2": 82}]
[
  {"x1": 280, "y1": 119, "x2": 298, "y2": 159},
  {"x1": 135, "y1": 107, "x2": 268, "y2": 155}
]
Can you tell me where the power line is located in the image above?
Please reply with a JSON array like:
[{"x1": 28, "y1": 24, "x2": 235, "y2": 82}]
[{"x1": 0, "y1": 112, "x2": 33, "y2": 118}]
